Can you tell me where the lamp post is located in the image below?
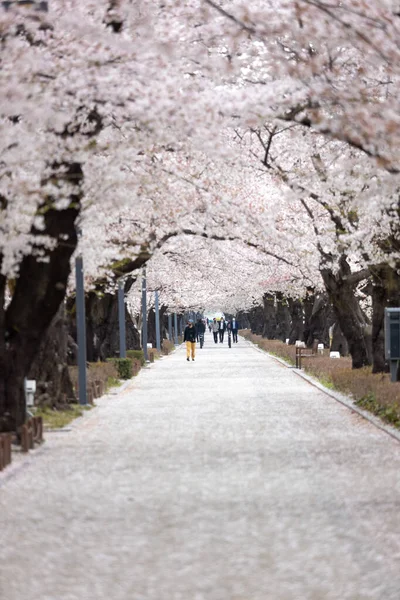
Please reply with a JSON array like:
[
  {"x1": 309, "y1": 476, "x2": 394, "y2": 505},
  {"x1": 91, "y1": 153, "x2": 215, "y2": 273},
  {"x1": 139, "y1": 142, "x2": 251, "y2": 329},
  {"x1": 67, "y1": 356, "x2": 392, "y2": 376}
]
[
  {"x1": 75, "y1": 249, "x2": 87, "y2": 406},
  {"x1": 174, "y1": 313, "x2": 178, "y2": 346},
  {"x1": 142, "y1": 269, "x2": 148, "y2": 361},
  {"x1": 155, "y1": 290, "x2": 161, "y2": 352},
  {"x1": 118, "y1": 279, "x2": 126, "y2": 359},
  {"x1": 168, "y1": 313, "x2": 172, "y2": 342}
]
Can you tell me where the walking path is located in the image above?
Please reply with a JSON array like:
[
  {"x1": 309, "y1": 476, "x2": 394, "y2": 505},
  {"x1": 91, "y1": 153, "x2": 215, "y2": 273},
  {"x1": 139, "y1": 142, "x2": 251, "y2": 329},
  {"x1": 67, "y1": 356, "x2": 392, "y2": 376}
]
[{"x1": 1, "y1": 332, "x2": 400, "y2": 600}]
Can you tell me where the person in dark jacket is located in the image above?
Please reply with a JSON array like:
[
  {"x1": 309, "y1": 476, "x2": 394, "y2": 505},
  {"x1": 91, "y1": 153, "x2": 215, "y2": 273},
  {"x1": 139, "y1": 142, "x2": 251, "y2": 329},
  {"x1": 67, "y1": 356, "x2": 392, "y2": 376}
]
[
  {"x1": 231, "y1": 316, "x2": 240, "y2": 343},
  {"x1": 212, "y1": 317, "x2": 219, "y2": 343},
  {"x1": 184, "y1": 320, "x2": 196, "y2": 361},
  {"x1": 218, "y1": 317, "x2": 226, "y2": 343},
  {"x1": 196, "y1": 318, "x2": 206, "y2": 347},
  {"x1": 195, "y1": 318, "x2": 206, "y2": 341}
]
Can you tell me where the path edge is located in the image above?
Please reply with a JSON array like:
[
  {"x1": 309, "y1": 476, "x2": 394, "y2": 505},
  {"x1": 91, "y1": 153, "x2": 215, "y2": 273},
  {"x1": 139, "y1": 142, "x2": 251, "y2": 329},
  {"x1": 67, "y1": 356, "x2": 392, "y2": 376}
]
[{"x1": 242, "y1": 337, "x2": 400, "y2": 444}]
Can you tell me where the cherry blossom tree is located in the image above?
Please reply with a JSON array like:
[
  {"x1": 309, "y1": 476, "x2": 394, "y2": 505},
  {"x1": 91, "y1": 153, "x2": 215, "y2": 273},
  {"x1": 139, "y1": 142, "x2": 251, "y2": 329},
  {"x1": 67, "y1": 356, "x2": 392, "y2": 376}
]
[{"x1": 3, "y1": 0, "x2": 400, "y2": 433}]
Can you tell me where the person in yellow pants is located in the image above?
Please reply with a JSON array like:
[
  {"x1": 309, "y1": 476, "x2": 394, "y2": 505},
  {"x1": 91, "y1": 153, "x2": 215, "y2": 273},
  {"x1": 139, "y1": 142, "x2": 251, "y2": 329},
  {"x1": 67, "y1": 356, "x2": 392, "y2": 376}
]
[{"x1": 184, "y1": 319, "x2": 196, "y2": 361}]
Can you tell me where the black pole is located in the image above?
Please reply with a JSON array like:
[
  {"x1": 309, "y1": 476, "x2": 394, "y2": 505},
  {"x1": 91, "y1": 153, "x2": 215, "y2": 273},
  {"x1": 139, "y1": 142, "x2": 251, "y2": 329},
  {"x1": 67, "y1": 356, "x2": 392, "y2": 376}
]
[
  {"x1": 118, "y1": 279, "x2": 126, "y2": 358},
  {"x1": 142, "y1": 270, "x2": 148, "y2": 361},
  {"x1": 168, "y1": 314, "x2": 172, "y2": 341},
  {"x1": 75, "y1": 255, "x2": 87, "y2": 405},
  {"x1": 155, "y1": 291, "x2": 161, "y2": 352},
  {"x1": 174, "y1": 313, "x2": 178, "y2": 345}
]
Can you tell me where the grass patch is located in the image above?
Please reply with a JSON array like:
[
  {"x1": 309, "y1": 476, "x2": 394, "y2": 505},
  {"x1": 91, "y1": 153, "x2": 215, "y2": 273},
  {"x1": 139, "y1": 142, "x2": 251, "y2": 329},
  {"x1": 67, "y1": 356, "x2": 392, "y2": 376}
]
[
  {"x1": 107, "y1": 376, "x2": 122, "y2": 389},
  {"x1": 240, "y1": 329, "x2": 400, "y2": 429},
  {"x1": 35, "y1": 404, "x2": 92, "y2": 429},
  {"x1": 355, "y1": 394, "x2": 400, "y2": 428}
]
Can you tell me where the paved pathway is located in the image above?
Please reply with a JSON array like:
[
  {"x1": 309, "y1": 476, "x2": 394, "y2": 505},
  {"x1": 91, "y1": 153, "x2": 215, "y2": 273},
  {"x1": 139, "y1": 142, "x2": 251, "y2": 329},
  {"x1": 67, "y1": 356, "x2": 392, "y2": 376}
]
[{"x1": 1, "y1": 332, "x2": 400, "y2": 600}]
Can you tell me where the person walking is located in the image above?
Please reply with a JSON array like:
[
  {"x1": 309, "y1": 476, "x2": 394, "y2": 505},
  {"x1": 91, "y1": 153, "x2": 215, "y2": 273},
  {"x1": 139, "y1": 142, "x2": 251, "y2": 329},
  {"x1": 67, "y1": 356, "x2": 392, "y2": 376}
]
[
  {"x1": 196, "y1": 317, "x2": 206, "y2": 348},
  {"x1": 231, "y1": 316, "x2": 240, "y2": 343},
  {"x1": 184, "y1": 320, "x2": 197, "y2": 361},
  {"x1": 212, "y1": 317, "x2": 219, "y2": 344},
  {"x1": 219, "y1": 317, "x2": 226, "y2": 343}
]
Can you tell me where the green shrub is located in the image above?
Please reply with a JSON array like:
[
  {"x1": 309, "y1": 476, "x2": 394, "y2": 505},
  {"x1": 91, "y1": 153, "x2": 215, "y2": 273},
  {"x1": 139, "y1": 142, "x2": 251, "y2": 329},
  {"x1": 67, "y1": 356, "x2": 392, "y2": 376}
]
[
  {"x1": 107, "y1": 358, "x2": 132, "y2": 379},
  {"x1": 127, "y1": 349, "x2": 146, "y2": 366}
]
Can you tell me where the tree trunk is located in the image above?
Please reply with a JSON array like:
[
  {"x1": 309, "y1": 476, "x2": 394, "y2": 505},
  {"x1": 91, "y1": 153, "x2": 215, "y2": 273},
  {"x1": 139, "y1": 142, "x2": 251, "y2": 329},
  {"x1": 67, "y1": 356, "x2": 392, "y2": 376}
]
[
  {"x1": 237, "y1": 311, "x2": 251, "y2": 330},
  {"x1": 275, "y1": 294, "x2": 291, "y2": 342},
  {"x1": 0, "y1": 273, "x2": 7, "y2": 431},
  {"x1": 249, "y1": 305, "x2": 264, "y2": 335},
  {"x1": 147, "y1": 308, "x2": 157, "y2": 347},
  {"x1": 158, "y1": 304, "x2": 168, "y2": 341},
  {"x1": 262, "y1": 293, "x2": 277, "y2": 339},
  {"x1": 330, "y1": 322, "x2": 349, "y2": 356},
  {"x1": 302, "y1": 291, "x2": 315, "y2": 347},
  {"x1": 288, "y1": 298, "x2": 304, "y2": 344},
  {"x1": 0, "y1": 161, "x2": 82, "y2": 433},
  {"x1": 28, "y1": 304, "x2": 76, "y2": 407},
  {"x1": 321, "y1": 257, "x2": 371, "y2": 369},
  {"x1": 305, "y1": 293, "x2": 334, "y2": 348},
  {"x1": 69, "y1": 289, "x2": 141, "y2": 363}
]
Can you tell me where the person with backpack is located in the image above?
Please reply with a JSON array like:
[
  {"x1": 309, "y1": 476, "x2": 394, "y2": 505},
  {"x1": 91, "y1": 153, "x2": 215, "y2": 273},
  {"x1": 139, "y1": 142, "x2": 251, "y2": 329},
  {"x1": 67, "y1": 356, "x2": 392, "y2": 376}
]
[{"x1": 184, "y1": 320, "x2": 197, "y2": 361}]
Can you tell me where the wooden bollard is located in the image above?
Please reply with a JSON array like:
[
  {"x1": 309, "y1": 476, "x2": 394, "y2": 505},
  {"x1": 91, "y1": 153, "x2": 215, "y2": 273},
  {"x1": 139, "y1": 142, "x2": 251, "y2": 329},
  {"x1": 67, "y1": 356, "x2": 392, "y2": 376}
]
[
  {"x1": 95, "y1": 380, "x2": 104, "y2": 397},
  {"x1": 87, "y1": 387, "x2": 94, "y2": 405},
  {"x1": 0, "y1": 433, "x2": 11, "y2": 470},
  {"x1": 149, "y1": 351, "x2": 155, "y2": 363},
  {"x1": 21, "y1": 424, "x2": 29, "y2": 453},
  {"x1": 37, "y1": 416, "x2": 43, "y2": 442},
  {"x1": 28, "y1": 422, "x2": 34, "y2": 450},
  {"x1": 3, "y1": 434, "x2": 11, "y2": 466},
  {"x1": 32, "y1": 417, "x2": 43, "y2": 443}
]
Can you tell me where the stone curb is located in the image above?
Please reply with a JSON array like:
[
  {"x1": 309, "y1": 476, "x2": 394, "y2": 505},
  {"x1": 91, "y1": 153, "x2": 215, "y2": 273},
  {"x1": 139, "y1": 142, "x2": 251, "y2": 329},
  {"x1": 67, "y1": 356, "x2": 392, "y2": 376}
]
[{"x1": 242, "y1": 337, "x2": 400, "y2": 445}]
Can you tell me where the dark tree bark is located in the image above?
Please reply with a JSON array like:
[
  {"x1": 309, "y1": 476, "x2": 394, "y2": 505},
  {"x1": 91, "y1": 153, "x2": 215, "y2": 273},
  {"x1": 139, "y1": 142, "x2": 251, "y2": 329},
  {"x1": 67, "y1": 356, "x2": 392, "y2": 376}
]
[
  {"x1": 249, "y1": 305, "x2": 264, "y2": 335},
  {"x1": 288, "y1": 298, "x2": 304, "y2": 344},
  {"x1": 28, "y1": 303, "x2": 76, "y2": 407},
  {"x1": 147, "y1": 307, "x2": 156, "y2": 347},
  {"x1": 68, "y1": 289, "x2": 141, "y2": 362},
  {"x1": 262, "y1": 293, "x2": 277, "y2": 339},
  {"x1": 237, "y1": 311, "x2": 251, "y2": 330},
  {"x1": 305, "y1": 293, "x2": 334, "y2": 348},
  {"x1": 275, "y1": 294, "x2": 291, "y2": 342},
  {"x1": 146, "y1": 303, "x2": 168, "y2": 347},
  {"x1": 159, "y1": 304, "x2": 168, "y2": 340},
  {"x1": 302, "y1": 290, "x2": 315, "y2": 347},
  {"x1": 321, "y1": 257, "x2": 371, "y2": 369},
  {"x1": 0, "y1": 272, "x2": 7, "y2": 430},
  {"x1": 0, "y1": 161, "x2": 83, "y2": 433},
  {"x1": 370, "y1": 263, "x2": 400, "y2": 374},
  {"x1": 330, "y1": 322, "x2": 349, "y2": 356}
]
